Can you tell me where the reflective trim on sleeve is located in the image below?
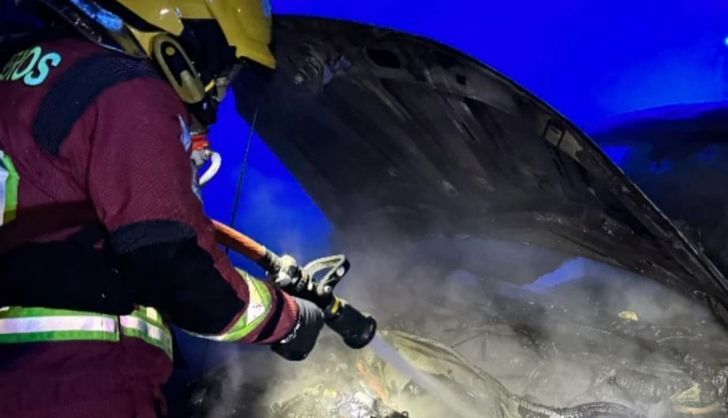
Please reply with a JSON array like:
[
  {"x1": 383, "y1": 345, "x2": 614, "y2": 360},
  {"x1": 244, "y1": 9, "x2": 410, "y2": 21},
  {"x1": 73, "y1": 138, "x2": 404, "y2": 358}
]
[
  {"x1": 192, "y1": 271, "x2": 274, "y2": 342},
  {"x1": 0, "y1": 150, "x2": 19, "y2": 225},
  {"x1": 146, "y1": 306, "x2": 159, "y2": 322}
]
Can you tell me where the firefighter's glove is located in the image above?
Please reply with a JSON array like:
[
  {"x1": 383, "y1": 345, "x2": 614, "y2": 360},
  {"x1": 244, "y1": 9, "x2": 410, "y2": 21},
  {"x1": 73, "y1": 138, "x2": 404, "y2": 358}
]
[
  {"x1": 268, "y1": 254, "x2": 303, "y2": 289},
  {"x1": 271, "y1": 297, "x2": 324, "y2": 361},
  {"x1": 269, "y1": 255, "x2": 333, "y2": 311}
]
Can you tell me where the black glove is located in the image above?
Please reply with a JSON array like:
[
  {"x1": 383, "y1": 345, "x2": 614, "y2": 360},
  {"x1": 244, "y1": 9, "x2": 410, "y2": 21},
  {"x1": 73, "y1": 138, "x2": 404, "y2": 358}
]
[
  {"x1": 267, "y1": 255, "x2": 335, "y2": 311},
  {"x1": 271, "y1": 297, "x2": 324, "y2": 361}
]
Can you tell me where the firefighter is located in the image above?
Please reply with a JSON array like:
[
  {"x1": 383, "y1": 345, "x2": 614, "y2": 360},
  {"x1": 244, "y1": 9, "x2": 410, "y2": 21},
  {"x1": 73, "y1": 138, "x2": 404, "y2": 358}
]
[{"x1": 0, "y1": 1, "x2": 324, "y2": 416}]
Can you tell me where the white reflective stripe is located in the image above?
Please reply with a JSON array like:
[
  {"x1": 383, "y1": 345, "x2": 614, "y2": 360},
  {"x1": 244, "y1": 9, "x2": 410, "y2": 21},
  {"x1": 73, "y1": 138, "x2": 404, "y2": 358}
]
[
  {"x1": 0, "y1": 151, "x2": 8, "y2": 226},
  {"x1": 120, "y1": 315, "x2": 165, "y2": 341},
  {"x1": 0, "y1": 315, "x2": 117, "y2": 334},
  {"x1": 196, "y1": 277, "x2": 269, "y2": 342},
  {"x1": 145, "y1": 307, "x2": 159, "y2": 322},
  {"x1": 244, "y1": 279, "x2": 267, "y2": 324}
]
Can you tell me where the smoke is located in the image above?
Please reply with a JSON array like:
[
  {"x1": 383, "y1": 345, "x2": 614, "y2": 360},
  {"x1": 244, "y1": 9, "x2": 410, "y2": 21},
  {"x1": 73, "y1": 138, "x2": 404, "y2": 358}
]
[
  {"x1": 330, "y1": 232, "x2": 728, "y2": 416},
  {"x1": 191, "y1": 227, "x2": 728, "y2": 417}
]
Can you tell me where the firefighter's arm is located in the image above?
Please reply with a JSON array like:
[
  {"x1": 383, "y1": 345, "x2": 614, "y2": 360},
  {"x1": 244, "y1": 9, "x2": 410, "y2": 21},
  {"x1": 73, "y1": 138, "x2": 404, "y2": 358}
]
[{"x1": 85, "y1": 77, "x2": 308, "y2": 346}]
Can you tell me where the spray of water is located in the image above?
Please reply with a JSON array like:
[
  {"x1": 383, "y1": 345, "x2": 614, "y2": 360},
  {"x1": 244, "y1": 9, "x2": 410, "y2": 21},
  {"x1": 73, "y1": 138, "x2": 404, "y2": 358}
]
[{"x1": 368, "y1": 334, "x2": 479, "y2": 418}]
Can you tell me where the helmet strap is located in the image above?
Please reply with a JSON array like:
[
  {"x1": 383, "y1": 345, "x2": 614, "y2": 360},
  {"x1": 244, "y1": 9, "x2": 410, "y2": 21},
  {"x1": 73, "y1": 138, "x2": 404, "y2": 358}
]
[
  {"x1": 152, "y1": 34, "x2": 218, "y2": 126},
  {"x1": 152, "y1": 34, "x2": 205, "y2": 104}
]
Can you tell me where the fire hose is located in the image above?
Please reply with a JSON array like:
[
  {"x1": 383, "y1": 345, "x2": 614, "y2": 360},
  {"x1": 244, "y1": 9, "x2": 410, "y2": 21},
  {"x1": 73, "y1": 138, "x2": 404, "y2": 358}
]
[
  {"x1": 189, "y1": 127, "x2": 375, "y2": 350},
  {"x1": 212, "y1": 219, "x2": 377, "y2": 349}
]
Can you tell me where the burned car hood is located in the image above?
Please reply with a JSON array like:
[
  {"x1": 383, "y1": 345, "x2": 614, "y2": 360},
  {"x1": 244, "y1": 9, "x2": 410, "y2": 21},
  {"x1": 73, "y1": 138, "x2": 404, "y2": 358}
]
[
  {"x1": 591, "y1": 102, "x2": 728, "y2": 285},
  {"x1": 233, "y1": 17, "x2": 728, "y2": 317}
]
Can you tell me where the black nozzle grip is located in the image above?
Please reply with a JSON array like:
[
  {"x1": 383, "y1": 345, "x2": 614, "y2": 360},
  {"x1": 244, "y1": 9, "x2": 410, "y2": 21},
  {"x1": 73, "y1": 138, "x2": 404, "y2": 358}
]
[{"x1": 326, "y1": 302, "x2": 377, "y2": 349}]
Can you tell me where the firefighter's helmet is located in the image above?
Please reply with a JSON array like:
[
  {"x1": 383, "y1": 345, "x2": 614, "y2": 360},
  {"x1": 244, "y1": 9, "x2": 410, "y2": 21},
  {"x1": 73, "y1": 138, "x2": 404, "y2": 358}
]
[{"x1": 36, "y1": 0, "x2": 275, "y2": 123}]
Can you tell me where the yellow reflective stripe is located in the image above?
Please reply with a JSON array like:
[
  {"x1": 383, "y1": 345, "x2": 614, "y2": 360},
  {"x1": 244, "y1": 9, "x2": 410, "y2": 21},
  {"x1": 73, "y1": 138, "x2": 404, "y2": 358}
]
[
  {"x1": 130, "y1": 307, "x2": 165, "y2": 328},
  {"x1": 146, "y1": 307, "x2": 159, "y2": 322},
  {"x1": 122, "y1": 306, "x2": 173, "y2": 358},
  {"x1": 0, "y1": 314, "x2": 119, "y2": 343},
  {"x1": 120, "y1": 315, "x2": 173, "y2": 357},
  {"x1": 0, "y1": 150, "x2": 19, "y2": 224},
  {"x1": 0, "y1": 329, "x2": 120, "y2": 343},
  {"x1": 0, "y1": 315, "x2": 117, "y2": 334},
  {"x1": 0, "y1": 306, "x2": 173, "y2": 359},
  {"x1": 0, "y1": 306, "x2": 116, "y2": 319},
  {"x1": 0, "y1": 164, "x2": 7, "y2": 225},
  {"x1": 223, "y1": 277, "x2": 273, "y2": 341},
  {"x1": 192, "y1": 271, "x2": 273, "y2": 342}
]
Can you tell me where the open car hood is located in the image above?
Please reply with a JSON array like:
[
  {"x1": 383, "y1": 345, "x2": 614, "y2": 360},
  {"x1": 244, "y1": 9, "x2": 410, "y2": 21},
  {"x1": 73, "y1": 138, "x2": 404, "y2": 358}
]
[
  {"x1": 233, "y1": 17, "x2": 728, "y2": 319},
  {"x1": 591, "y1": 102, "x2": 728, "y2": 284}
]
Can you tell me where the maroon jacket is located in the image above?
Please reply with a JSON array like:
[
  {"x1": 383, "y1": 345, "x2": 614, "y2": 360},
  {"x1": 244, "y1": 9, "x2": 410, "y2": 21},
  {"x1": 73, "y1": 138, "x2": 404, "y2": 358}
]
[{"x1": 0, "y1": 33, "x2": 297, "y2": 344}]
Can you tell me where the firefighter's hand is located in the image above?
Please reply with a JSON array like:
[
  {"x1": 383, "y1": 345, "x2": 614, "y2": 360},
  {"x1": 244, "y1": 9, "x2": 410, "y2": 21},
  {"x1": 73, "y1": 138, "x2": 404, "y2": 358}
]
[
  {"x1": 271, "y1": 297, "x2": 324, "y2": 361},
  {"x1": 268, "y1": 254, "x2": 303, "y2": 289},
  {"x1": 269, "y1": 255, "x2": 333, "y2": 310}
]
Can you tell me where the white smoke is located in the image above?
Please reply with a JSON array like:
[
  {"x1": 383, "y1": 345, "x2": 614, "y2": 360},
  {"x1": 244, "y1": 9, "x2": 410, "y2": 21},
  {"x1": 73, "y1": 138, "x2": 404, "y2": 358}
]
[{"x1": 192, "y1": 229, "x2": 728, "y2": 417}]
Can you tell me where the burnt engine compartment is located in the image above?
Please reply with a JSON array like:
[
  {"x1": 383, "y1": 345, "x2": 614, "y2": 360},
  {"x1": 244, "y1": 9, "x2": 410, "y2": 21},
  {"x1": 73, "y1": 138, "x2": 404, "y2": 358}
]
[{"x1": 185, "y1": 246, "x2": 728, "y2": 418}]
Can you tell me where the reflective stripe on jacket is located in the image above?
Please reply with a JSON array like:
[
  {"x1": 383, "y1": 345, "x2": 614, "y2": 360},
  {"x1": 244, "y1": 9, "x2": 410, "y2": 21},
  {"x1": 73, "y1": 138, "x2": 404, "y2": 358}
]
[
  {"x1": 0, "y1": 150, "x2": 19, "y2": 226},
  {"x1": 0, "y1": 305, "x2": 173, "y2": 358}
]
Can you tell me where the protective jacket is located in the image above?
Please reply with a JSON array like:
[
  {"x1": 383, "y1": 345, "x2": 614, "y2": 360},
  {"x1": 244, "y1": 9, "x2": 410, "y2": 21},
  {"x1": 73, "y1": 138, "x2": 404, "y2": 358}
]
[{"x1": 0, "y1": 29, "x2": 298, "y2": 416}]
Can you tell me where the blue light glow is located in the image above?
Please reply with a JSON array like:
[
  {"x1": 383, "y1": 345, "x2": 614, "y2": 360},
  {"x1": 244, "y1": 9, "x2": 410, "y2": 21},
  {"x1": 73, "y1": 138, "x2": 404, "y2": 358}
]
[
  {"x1": 203, "y1": 90, "x2": 333, "y2": 271},
  {"x1": 271, "y1": 0, "x2": 728, "y2": 129},
  {"x1": 724, "y1": 36, "x2": 728, "y2": 47},
  {"x1": 69, "y1": 0, "x2": 124, "y2": 31},
  {"x1": 647, "y1": 160, "x2": 672, "y2": 175},
  {"x1": 697, "y1": 147, "x2": 719, "y2": 163},
  {"x1": 526, "y1": 258, "x2": 588, "y2": 292},
  {"x1": 601, "y1": 145, "x2": 632, "y2": 166}
]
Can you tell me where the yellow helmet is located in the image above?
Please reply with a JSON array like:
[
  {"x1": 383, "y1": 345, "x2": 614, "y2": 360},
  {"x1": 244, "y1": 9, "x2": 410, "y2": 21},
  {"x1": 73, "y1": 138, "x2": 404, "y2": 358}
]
[
  {"x1": 38, "y1": 0, "x2": 275, "y2": 124},
  {"x1": 111, "y1": 0, "x2": 274, "y2": 67}
]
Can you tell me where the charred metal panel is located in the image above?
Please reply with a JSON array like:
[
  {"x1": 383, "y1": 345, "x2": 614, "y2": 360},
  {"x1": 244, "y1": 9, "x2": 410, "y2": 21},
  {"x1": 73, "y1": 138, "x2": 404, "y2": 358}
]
[
  {"x1": 233, "y1": 18, "x2": 728, "y2": 314},
  {"x1": 593, "y1": 103, "x2": 728, "y2": 282}
]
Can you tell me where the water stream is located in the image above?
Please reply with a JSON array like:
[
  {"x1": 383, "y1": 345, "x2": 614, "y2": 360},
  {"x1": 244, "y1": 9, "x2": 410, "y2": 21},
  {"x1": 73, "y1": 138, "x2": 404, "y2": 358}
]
[{"x1": 368, "y1": 334, "x2": 479, "y2": 418}]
